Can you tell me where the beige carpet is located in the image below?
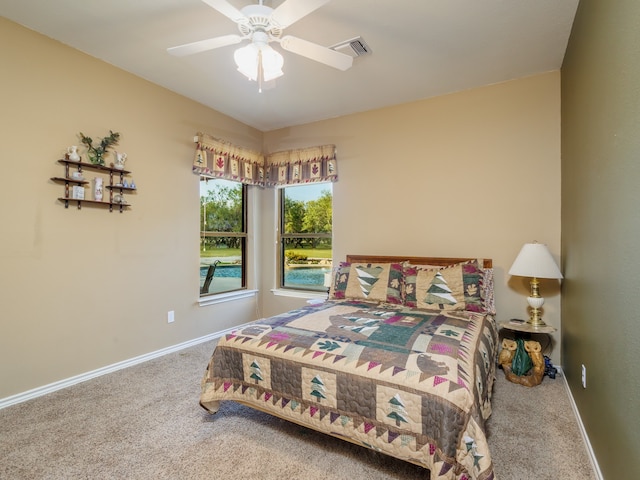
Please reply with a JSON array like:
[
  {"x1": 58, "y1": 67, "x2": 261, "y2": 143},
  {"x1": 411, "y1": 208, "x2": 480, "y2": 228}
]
[{"x1": 0, "y1": 339, "x2": 597, "y2": 480}]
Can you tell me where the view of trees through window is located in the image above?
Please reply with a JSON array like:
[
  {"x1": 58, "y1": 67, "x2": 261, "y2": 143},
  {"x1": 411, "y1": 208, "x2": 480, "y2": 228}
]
[
  {"x1": 199, "y1": 179, "x2": 332, "y2": 295},
  {"x1": 281, "y1": 183, "x2": 333, "y2": 291},
  {"x1": 200, "y1": 178, "x2": 246, "y2": 295}
]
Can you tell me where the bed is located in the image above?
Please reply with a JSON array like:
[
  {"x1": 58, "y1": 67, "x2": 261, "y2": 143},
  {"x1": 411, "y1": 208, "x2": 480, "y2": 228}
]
[{"x1": 200, "y1": 255, "x2": 498, "y2": 480}]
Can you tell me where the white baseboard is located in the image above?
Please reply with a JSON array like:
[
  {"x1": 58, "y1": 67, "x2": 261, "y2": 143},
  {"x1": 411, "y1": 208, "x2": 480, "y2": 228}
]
[
  {"x1": 0, "y1": 324, "x2": 246, "y2": 410},
  {"x1": 558, "y1": 367, "x2": 604, "y2": 480}
]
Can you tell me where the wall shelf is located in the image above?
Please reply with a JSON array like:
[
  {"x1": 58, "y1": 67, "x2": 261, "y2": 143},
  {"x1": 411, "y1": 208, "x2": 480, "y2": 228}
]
[{"x1": 52, "y1": 159, "x2": 136, "y2": 212}]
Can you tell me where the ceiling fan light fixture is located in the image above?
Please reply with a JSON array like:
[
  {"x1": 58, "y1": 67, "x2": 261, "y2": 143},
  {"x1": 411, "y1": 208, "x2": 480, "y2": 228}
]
[
  {"x1": 234, "y1": 42, "x2": 283, "y2": 83},
  {"x1": 234, "y1": 43, "x2": 260, "y2": 80},
  {"x1": 260, "y1": 45, "x2": 284, "y2": 81}
]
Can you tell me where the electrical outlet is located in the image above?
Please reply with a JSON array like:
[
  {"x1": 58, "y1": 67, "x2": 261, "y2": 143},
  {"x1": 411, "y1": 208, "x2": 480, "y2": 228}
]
[
  {"x1": 167, "y1": 310, "x2": 175, "y2": 324},
  {"x1": 581, "y1": 364, "x2": 586, "y2": 388}
]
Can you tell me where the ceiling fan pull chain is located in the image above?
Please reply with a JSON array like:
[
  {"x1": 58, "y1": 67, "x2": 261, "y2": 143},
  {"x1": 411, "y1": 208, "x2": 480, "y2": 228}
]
[{"x1": 258, "y1": 49, "x2": 264, "y2": 93}]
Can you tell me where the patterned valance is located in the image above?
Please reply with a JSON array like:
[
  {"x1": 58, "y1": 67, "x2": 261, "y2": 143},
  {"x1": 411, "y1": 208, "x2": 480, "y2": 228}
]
[
  {"x1": 192, "y1": 133, "x2": 337, "y2": 187},
  {"x1": 264, "y1": 144, "x2": 338, "y2": 187},
  {"x1": 193, "y1": 133, "x2": 265, "y2": 185}
]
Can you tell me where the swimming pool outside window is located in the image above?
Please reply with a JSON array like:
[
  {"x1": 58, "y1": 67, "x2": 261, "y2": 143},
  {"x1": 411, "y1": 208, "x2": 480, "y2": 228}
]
[
  {"x1": 279, "y1": 183, "x2": 332, "y2": 292},
  {"x1": 200, "y1": 178, "x2": 247, "y2": 295}
]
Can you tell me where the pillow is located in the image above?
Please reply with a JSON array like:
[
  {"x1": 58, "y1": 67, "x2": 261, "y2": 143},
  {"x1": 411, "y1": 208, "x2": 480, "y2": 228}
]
[
  {"x1": 328, "y1": 262, "x2": 403, "y2": 304},
  {"x1": 481, "y1": 267, "x2": 496, "y2": 315},
  {"x1": 403, "y1": 260, "x2": 487, "y2": 312}
]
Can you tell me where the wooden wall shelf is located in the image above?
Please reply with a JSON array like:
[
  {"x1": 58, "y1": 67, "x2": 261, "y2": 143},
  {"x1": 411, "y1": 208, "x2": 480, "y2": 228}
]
[{"x1": 52, "y1": 159, "x2": 136, "y2": 213}]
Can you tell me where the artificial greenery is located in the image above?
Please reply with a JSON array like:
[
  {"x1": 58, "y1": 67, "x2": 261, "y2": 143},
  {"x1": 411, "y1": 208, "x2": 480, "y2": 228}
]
[{"x1": 79, "y1": 130, "x2": 120, "y2": 166}]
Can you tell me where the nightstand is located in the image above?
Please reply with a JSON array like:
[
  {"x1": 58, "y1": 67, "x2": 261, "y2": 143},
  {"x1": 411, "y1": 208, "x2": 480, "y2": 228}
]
[
  {"x1": 498, "y1": 319, "x2": 557, "y2": 386},
  {"x1": 499, "y1": 319, "x2": 557, "y2": 335},
  {"x1": 499, "y1": 319, "x2": 556, "y2": 355}
]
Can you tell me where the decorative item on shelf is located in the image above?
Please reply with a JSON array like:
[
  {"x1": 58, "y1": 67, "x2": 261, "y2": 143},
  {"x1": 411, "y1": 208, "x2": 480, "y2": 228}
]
[
  {"x1": 508, "y1": 241, "x2": 563, "y2": 327},
  {"x1": 122, "y1": 179, "x2": 129, "y2": 188},
  {"x1": 130, "y1": 179, "x2": 136, "y2": 189},
  {"x1": 70, "y1": 171, "x2": 84, "y2": 180},
  {"x1": 66, "y1": 145, "x2": 81, "y2": 162},
  {"x1": 71, "y1": 185, "x2": 85, "y2": 200},
  {"x1": 113, "y1": 151, "x2": 127, "y2": 170},
  {"x1": 113, "y1": 193, "x2": 125, "y2": 204},
  {"x1": 93, "y1": 177, "x2": 103, "y2": 201},
  {"x1": 79, "y1": 130, "x2": 120, "y2": 166}
]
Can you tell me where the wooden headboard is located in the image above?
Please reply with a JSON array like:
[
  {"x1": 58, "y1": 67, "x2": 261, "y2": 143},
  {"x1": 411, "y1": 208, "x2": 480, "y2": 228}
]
[{"x1": 345, "y1": 254, "x2": 492, "y2": 268}]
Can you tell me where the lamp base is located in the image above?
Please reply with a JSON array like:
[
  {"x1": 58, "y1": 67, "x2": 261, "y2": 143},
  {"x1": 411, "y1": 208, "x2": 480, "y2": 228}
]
[
  {"x1": 527, "y1": 310, "x2": 547, "y2": 327},
  {"x1": 526, "y1": 279, "x2": 547, "y2": 327}
]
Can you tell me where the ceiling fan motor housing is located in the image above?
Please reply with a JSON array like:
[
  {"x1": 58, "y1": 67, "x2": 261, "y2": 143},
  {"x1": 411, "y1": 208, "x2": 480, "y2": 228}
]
[{"x1": 238, "y1": 4, "x2": 283, "y2": 40}]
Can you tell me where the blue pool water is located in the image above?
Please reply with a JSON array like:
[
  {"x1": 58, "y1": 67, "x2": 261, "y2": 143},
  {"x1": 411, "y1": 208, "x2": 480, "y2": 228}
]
[
  {"x1": 200, "y1": 264, "x2": 330, "y2": 287},
  {"x1": 285, "y1": 266, "x2": 332, "y2": 286}
]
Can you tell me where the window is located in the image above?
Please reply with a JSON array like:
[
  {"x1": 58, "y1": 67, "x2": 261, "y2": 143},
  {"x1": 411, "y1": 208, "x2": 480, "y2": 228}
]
[
  {"x1": 279, "y1": 183, "x2": 333, "y2": 291},
  {"x1": 200, "y1": 178, "x2": 247, "y2": 295}
]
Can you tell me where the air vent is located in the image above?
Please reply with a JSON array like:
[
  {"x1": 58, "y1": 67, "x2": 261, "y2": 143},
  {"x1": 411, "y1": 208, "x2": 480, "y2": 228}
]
[{"x1": 329, "y1": 36, "x2": 371, "y2": 58}]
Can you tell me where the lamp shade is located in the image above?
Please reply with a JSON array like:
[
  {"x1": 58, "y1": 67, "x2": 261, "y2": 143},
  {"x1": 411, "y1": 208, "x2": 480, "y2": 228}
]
[
  {"x1": 260, "y1": 45, "x2": 284, "y2": 82},
  {"x1": 234, "y1": 42, "x2": 283, "y2": 82},
  {"x1": 508, "y1": 242, "x2": 563, "y2": 279},
  {"x1": 234, "y1": 43, "x2": 260, "y2": 81}
]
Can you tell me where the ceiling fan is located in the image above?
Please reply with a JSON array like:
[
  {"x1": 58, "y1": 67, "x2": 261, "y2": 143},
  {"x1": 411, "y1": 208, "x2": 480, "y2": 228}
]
[{"x1": 167, "y1": 0, "x2": 354, "y2": 90}]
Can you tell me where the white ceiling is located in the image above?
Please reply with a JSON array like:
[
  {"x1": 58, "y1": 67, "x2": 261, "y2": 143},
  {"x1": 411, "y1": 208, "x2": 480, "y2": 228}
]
[{"x1": 0, "y1": 0, "x2": 579, "y2": 132}]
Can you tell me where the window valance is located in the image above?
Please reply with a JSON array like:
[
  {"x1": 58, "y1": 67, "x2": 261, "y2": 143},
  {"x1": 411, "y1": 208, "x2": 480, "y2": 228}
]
[
  {"x1": 193, "y1": 133, "x2": 265, "y2": 185},
  {"x1": 264, "y1": 144, "x2": 338, "y2": 187},
  {"x1": 193, "y1": 133, "x2": 337, "y2": 187}
]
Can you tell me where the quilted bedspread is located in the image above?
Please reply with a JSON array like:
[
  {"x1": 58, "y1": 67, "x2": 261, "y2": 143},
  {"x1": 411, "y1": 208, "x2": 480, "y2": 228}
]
[{"x1": 200, "y1": 300, "x2": 499, "y2": 480}]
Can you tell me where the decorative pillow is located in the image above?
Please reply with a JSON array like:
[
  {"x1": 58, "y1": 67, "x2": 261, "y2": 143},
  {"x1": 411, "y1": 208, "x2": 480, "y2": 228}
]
[
  {"x1": 481, "y1": 267, "x2": 496, "y2": 315},
  {"x1": 327, "y1": 262, "x2": 347, "y2": 299},
  {"x1": 403, "y1": 260, "x2": 487, "y2": 312},
  {"x1": 328, "y1": 262, "x2": 403, "y2": 304}
]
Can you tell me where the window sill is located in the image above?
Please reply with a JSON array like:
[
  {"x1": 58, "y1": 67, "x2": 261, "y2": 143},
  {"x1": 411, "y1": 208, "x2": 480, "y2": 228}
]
[
  {"x1": 198, "y1": 289, "x2": 258, "y2": 307},
  {"x1": 270, "y1": 288, "x2": 328, "y2": 301}
]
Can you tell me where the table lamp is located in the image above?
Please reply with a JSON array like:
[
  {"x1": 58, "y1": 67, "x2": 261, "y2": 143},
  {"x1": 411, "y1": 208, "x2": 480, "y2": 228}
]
[{"x1": 508, "y1": 242, "x2": 563, "y2": 327}]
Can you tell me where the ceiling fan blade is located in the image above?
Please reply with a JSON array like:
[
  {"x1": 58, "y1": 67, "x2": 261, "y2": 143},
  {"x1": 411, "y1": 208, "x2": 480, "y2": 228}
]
[
  {"x1": 167, "y1": 34, "x2": 244, "y2": 56},
  {"x1": 201, "y1": 0, "x2": 247, "y2": 23},
  {"x1": 270, "y1": 0, "x2": 330, "y2": 29},
  {"x1": 280, "y1": 35, "x2": 353, "y2": 71}
]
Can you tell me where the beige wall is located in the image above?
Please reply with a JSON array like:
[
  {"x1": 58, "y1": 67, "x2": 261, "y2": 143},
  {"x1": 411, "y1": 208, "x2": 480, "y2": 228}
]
[
  {"x1": 562, "y1": 0, "x2": 640, "y2": 477},
  {"x1": 0, "y1": 18, "x2": 262, "y2": 399},
  {"x1": 263, "y1": 72, "x2": 563, "y2": 362},
  {"x1": 0, "y1": 16, "x2": 564, "y2": 401}
]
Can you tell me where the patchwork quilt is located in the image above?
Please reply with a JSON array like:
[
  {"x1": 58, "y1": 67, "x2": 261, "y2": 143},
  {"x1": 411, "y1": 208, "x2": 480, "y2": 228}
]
[{"x1": 201, "y1": 300, "x2": 498, "y2": 480}]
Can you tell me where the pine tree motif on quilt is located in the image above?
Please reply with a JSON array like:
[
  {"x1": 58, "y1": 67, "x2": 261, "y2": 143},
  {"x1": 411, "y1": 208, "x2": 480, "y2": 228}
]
[{"x1": 355, "y1": 266, "x2": 384, "y2": 297}]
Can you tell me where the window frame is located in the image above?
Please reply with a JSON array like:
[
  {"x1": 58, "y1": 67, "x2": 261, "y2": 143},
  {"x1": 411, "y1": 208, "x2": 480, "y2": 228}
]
[
  {"x1": 278, "y1": 184, "x2": 332, "y2": 293},
  {"x1": 199, "y1": 177, "x2": 248, "y2": 297}
]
